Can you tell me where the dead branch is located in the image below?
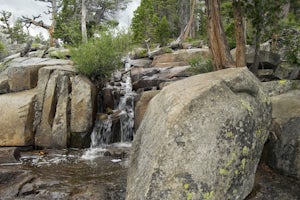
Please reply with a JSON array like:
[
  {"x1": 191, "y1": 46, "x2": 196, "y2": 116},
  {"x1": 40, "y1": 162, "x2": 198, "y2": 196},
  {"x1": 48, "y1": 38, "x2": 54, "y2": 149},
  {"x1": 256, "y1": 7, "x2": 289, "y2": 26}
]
[{"x1": 21, "y1": 15, "x2": 50, "y2": 30}]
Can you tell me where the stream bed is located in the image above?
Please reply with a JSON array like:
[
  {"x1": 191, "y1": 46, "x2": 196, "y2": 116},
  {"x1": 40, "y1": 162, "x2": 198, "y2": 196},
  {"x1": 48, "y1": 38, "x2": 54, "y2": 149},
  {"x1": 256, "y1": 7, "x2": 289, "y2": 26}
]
[
  {"x1": 1, "y1": 147, "x2": 300, "y2": 200},
  {"x1": 0, "y1": 145, "x2": 130, "y2": 200}
]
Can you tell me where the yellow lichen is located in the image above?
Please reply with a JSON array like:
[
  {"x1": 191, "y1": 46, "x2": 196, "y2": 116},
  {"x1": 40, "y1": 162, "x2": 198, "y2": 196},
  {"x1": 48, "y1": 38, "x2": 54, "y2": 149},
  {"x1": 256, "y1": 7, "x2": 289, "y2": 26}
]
[
  {"x1": 241, "y1": 158, "x2": 246, "y2": 170},
  {"x1": 226, "y1": 131, "x2": 234, "y2": 138},
  {"x1": 226, "y1": 153, "x2": 237, "y2": 167},
  {"x1": 184, "y1": 183, "x2": 189, "y2": 190},
  {"x1": 219, "y1": 168, "x2": 230, "y2": 175},
  {"x1": 242, "y1": 146, "x2": 249, "y2": 155},
  {"x1": 255, "y1": 129, "x2": 262, "y2": 136},
  {"x1": 278, "y1": 80, "x2": 287, "y2": 85},
  {"x1": 186, "y1": 192, "x2": 193, "y2": 200},
  {"x1": 203, "y1": 191, "x2": 214, "y2": 200},
  {"x1": 240, "y1": 100, "x2": 253, "y2": 114}
]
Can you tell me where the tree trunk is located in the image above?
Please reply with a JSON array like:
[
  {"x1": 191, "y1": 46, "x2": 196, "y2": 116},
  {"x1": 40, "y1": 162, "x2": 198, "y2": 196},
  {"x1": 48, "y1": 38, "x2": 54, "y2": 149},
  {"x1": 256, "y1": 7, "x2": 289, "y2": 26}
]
[
  {"x1": 233, "y1": 0, "x2": 246, "y2": 67},
  {"x1": 81, "y1": 0, "x2": 88, "y2": 43},
  {"x1": 171, "y1": 0, "x2": 197, "y2": 48},
  {"x1": 182, "y1": 0, "x2": 196, "y2": 40},
  {"x1": 205, "y1": 0, "x2": 235, "y2": 71},
  {"x1": 50, "y1": 0, "x2": 57, "y2": 47}
]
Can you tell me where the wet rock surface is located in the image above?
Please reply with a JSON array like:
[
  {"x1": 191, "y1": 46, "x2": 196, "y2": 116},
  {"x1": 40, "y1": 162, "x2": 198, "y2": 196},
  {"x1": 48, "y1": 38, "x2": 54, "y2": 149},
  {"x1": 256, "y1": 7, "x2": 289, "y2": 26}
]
[
  {"x1": 0, "y1": 148, "x2": 129, "y2": 200},
  {"x1": 0, "y1": 149, "x2": 299, "y2": 200}
]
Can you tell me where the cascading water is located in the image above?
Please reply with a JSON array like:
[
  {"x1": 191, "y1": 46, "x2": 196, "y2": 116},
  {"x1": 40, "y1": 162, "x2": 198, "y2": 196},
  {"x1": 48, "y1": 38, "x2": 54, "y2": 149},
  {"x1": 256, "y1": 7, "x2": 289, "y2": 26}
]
[
  {"x1": 119, "y1": 61, "x2": 135, "y2": 142},
  {"x1": 82, "y1": 57, "x2": 136, "y2": 160}
]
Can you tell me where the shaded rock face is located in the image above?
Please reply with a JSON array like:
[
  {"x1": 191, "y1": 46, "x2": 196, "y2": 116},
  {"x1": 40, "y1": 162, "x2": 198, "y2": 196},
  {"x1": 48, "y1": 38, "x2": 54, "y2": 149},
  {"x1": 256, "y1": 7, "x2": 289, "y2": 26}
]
[
  {"x1": 134, "y1": 90, "x2": 160, "y2": 131},
  {"x1": 265, "y1": 90, "x2": 300, "y2": 179},
  {"x1": 126, "y1": 68, "x2": 272, "y2": 200},
  {"x1": 274, "y1": 62, "x2": 300, "y2": 80},
  {"x1": 0, "y1": 147, "x2": 21, "y2": 164},
  {"x1": 131, "y1": 66, "x2": 191, "y2": 91}
]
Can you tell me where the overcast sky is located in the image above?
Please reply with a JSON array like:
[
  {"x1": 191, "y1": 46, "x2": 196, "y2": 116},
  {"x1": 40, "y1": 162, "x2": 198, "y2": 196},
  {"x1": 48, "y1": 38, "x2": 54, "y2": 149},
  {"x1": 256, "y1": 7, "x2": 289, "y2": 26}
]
[{"x1": 0, "y1": 0, "x2": 140, "y2": 38}]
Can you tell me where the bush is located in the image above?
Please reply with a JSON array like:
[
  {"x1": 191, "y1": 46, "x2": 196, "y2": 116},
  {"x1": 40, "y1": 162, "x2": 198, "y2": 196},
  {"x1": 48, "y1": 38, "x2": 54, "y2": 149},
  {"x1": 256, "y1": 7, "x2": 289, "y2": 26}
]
[
  {"x1": 70, "y1": 30, "x2": 132, "y2": 79},
  {"x1": 188, "y1": 57, "x2": 213, "y2": 75},
  {"x1": 281, "y1": 29, "x2": 300, "y2": 65},
  {"x1": 0, "y1": 41, "x2": 7, "y2": 61}
]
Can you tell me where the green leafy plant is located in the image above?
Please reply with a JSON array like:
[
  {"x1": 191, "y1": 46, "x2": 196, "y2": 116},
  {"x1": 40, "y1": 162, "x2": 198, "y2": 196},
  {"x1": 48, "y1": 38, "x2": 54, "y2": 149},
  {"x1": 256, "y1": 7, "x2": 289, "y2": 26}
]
[
  {"x1": 188, "y1": 57, "x2": 213, "y2": 75},
  {"x1": 283, "y1": 32, "x2": 300, "y2": 65},
  {"x1": 70, "y1": 30, "x2": 132, "y2": 80},
  {"x1": 0, "y1": 41, "x2": 7, "y2": 61}
]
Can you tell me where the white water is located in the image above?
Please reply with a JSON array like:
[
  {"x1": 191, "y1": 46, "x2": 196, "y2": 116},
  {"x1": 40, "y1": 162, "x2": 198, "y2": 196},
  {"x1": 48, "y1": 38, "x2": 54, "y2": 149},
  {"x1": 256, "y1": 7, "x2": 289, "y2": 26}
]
[
  {"x1": 119, "y1": 61, "x2": 136, "y2": 142},
  {"x1": 82, "y1": 58, "x2": 136, "y2": 160}
]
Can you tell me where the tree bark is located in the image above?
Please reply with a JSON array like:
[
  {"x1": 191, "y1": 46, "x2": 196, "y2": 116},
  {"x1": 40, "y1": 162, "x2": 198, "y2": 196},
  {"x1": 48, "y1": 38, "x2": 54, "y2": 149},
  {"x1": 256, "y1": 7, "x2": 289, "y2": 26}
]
[
  {"x1": 205, "y1": 0, "x2": 235, "y2": 71},
  {"x1": 233, "y1": 0, "x2": 246, "y2": 67},
  {"x1": 50, "y1": 0, "x2": 57, "y2": 47},
  {"x1": 81, "y1": 0, "x2": 88, "y2": 43},
  {"x1": 171, "y1": 0, "x2": 196, "y2": 47},
  {"x1": 182, "y1": 0, "x2": 196, "y2": 40}
]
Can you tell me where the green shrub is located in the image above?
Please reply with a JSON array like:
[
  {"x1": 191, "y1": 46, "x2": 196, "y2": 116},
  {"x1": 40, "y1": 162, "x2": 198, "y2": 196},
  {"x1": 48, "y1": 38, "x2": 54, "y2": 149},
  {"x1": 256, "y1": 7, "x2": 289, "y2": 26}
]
[
  {"x1": 0, "y1": 42, "x2": 5, "y2": 52},
  {"x1": 188, "y1": 57, "x2": 213, "y2": 75},
  {"x1": 281, "y1": 29, "x2": 300, "y2": 65},
  {"x1": 0, "y1": 41, "x2": 7, "y2": 61},
  {"x1": 70, "y1": 30, "x2": 132, "y2": 79}
]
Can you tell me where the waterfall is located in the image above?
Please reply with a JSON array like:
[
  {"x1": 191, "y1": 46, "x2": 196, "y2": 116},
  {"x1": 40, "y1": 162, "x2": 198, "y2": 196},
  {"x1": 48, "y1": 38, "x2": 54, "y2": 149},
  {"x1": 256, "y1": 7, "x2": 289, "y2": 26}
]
[
  {"x1": 119, "y1": 62, "x2": 135, "y2": 142},
  {"x1": 82, "y1": 58, "x2": 136, "y2": 159}
]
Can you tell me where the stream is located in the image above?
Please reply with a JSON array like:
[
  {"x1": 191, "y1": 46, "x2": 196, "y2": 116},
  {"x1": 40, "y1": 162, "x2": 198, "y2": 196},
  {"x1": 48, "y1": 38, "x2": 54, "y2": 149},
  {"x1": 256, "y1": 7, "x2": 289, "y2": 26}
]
[
  {"x1": 0, "y1": 58, "x2": 135, "y2": 200},
  {"x1": 0, "y1": 148, "x2": 129, "y2": 199}
]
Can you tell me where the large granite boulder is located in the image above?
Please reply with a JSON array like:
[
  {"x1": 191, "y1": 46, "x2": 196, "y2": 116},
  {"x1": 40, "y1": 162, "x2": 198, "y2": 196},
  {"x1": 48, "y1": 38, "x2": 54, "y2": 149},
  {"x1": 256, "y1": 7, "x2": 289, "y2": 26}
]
[
  {"x1": 131, "y1": 66, "x2": 191, "y2": 91},
  {"x1": 126, "y1": 68, "x2": 272, "y2": 200},
  {"x1": 70, "y1": 75, "x2": 96, "y2": 148},
  {"x1": 265, "y1": 90, "x2": 300, "y2": 179},
  {"x1": 0, "y1": 147, "x2": 20, "y2": 164},
  {"x1": 274, "y1": 62, "x2": 300, "y2": 80},
  {"x1": 0, "y1": 56, "x2": 96, "y2": 149},
  {"x1": 0, "y1": 90, "x2": 36, "y2": 146},
  {"x1": 35, "y1": 67, "x2": 73, "y2": 148},
  {"x1": 151, "y1": 48, "x2": 210, "y2": 68},
  {"x1": 262, "y1": 80, "x2": 300, "y2": 97},
  {"x1": 0, "y1": 57, "x2": 72, "y2": 93}
]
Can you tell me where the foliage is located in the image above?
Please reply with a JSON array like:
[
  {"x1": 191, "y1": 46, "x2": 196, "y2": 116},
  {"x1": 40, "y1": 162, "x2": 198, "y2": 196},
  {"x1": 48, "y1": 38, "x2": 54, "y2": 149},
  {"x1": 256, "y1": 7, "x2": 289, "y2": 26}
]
[
  {"x1": 0, "y1": 41, "x2": 7, "y2": 60},
  {"x1": 155, "y1": 16, "x2": 171, "y2": 45},
  {"x1": 131, "y1": 0, "x2": 180, "y2": 44},
  {"x1": 243, "y1": 0, "x2": 288, "y2": 40},
  {"x1": 70, "y1": 30, "x2": 132, "y2": 79},
  {"x1": 281, "y1": 29, "x2": 300, "y2": 65},
  {"x1": 131, "y1": 0, "x2": 155, "y2": 42},
  {"x1": 188, "y1": 57, "x2": 213, "y2": 75},
  {"x1": 54, "y1": 0, "x2": 130, "y2": 45},
  {"x1": 0, "y1": 11, "x2": 28, "y2": 44},
  {"x1": 279, "y1": 12, "x2": 300, "y2": 29},
  {"x1": 194, "y1": 1, "x2": 207, "y2": 41},
  {"x1": 221, "y1": 1, "x2": 235, "y2": 49},
  {"x1": 33, "y1": 33, "x2": 47, "y2": 44},
  {"x1": 54, "y1": 0, "x2": 81, "y2": 46},
  {"x1": 0, "y1": 41, "x2": 5, "y2": 52}
]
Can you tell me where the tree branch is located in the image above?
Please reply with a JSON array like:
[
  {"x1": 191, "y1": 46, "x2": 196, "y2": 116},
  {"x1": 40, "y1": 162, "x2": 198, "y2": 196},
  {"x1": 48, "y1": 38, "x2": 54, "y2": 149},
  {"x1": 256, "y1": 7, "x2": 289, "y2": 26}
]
[{"x1": 21, "y1": 15, "x2": 50, "y2": 30}]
